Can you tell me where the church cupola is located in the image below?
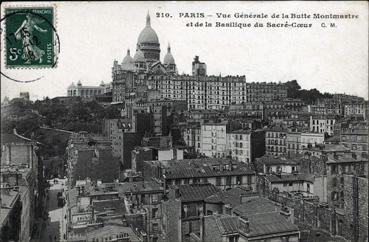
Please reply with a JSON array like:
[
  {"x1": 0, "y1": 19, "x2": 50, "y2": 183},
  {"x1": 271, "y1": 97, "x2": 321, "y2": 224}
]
[
  {"x1": 134, "y1": 47, "x2": 146, "y2": 72},
  {"x1": 163, "y1": 43, "x2": 177, "y2": 75},
  {"x1": 137, "y1": 12, "x2": 161, "y2": 64},
  {"x1": 122, "y1": 49, "x2": 135, "y2": 71}
]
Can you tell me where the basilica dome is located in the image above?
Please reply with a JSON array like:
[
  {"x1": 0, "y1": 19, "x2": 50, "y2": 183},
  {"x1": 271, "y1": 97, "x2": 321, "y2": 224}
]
[
  {"x1": 163, "y1": 44, "x2": 175, "y2": 65},
  {"x1": 137, "y1": 13, "x2": 159, "y2": 45}
]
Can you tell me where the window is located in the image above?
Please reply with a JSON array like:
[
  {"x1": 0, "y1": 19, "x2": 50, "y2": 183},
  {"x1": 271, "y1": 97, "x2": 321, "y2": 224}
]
[
  {"x1": 152, "y1": 223, "x2": 159, "y2": 233},
  {"x1": 332, "y1": 177, "x2": 337, "y2": 187},
  {"x1": 152, "y1": 208, "x2": 158, "y2": 218},
  {"x1": 331, "y1": 165, "x2": 337, "y2": 174},
  {"x1": 236, "y1": 176, "x2": 242, "y2": 185},
  {"x1": 216, "y1": 177, "x2": 222, "y2": 186},
  {"x1": 226, "y1": 176, "x2": 232, "y2": 186},
  {"x1": 247, "y1": 176, "x2": 252, "y2": 185},
  {"x1": 331, "y1": 191, "x2": 338, "y2": 201},
  {"x1": 229, "y1": 236, "x2": 239, "y2": 242}
]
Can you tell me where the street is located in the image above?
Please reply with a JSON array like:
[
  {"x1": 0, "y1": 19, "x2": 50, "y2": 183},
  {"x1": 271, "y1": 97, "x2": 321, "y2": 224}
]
[{"x1": 36, "y1": 179, "x2": 67, "y2": 242}]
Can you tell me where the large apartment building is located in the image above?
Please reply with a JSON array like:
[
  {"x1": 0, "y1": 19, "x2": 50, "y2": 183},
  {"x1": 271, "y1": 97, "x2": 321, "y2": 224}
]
[{"x1": 200, "y1": 122, "x2": 227, "y2": 158}]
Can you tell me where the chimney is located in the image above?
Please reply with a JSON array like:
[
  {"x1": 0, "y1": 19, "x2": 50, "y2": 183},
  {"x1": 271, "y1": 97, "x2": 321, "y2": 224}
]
[
  {"x1": 199, "y1": 215, "x2": 205, "y2": 241},
  {"x1": 238, "y1": 217, "x2": 250, "y2": 234}
]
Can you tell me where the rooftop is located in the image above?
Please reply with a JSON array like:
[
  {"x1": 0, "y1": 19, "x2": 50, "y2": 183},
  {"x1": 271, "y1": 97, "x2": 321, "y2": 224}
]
[
  {"x1": 256, "y1": 155, "x2": 298, "y2": 166},
  {"x1": 117, "y1": 181, "x2": 163, "y2": 195},
  {"x1": 162, "y1": 159, "x2": 255, "y2": 179},
  {"x1": 233, "y1": 197, "x2": 277, "y2": 216},
  {"x1": 178, "y1": 184, "x2": 220, "y2": 202},
  {"x1": 92, "y1": 199, "x2": 126, "y2": 217},
  {"x1": 247, "y1": 212, "x2": 299, "y2": 237},
  {"x1": 326, "y1": 153, "x2": 368, "y2": 164},
  {"x1": 232, "y1": 196, "x2": 299, "y2": 237},
  {"x1": 266, "y1": 173, "x2": 314, "y2": 183},
  {"x1": 206, "y1": 214, "x2": 240, "y2": 235},
  {"x1": 204, "y1": 187, "x2": 257, "y2": 207},
  {"x1": 303, "y1": 144, "x2": 350, "y2": 153},
  {"x1": 265, "y1": 125, "x2": 288, "y2": 132},
  {"x1": 341, "y1": 128, "x2": 368, "y2": 135},
  {"x1": 85, "y1": 219, "x2": 140, "y2": 242}
]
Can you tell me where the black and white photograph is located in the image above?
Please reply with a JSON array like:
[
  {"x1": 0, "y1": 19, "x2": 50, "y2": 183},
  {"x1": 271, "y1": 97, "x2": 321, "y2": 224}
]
[{"x1": 1, "y1": 1, "x2": 368, "y2": 242}]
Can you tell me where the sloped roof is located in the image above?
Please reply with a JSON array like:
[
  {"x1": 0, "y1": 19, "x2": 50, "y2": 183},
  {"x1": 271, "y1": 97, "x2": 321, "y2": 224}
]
[
  {"x1": 204, "y1": 187, "x2": 254, "y2": 207},
  {"x1": 85, "y1": 220, "x2": 140, "y2": 242},
  {"x1": 233, "y1": 197, "x2": 277, "y2": 216},
  {"x1": 218, "y1": 216, "x2": 240, "y2": 235},
  {"x1": 166, "y1": 165, "x2": 254, "y2": 179},
  {"x1": 179, "y1": 184, "x2": 220, "y2": 202},
  {"x1": 248, "y1": 212, "x2": 299, "y2": 237}
]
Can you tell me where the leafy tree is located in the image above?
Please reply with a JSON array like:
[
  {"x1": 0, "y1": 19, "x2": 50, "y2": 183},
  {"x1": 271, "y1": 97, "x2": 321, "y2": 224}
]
[
  {"x1": 284, "y1": 80, "x2": 333, "y2": 104},
  {"x1": 104, "y1": 105, "x2": 121, "y2": 119},
  {"x1": 284, "y1": 80, "x2": 301, "y2": 98}
]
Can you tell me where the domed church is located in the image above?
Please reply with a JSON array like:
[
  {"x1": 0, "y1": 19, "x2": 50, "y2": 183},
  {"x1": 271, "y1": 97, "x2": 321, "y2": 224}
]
[
  {"x1": 111, "y1": 12, "x2": 247, "y2": 110},
  {"x1": 115, "y1": 12, "x2": 177, "y2": 75}
]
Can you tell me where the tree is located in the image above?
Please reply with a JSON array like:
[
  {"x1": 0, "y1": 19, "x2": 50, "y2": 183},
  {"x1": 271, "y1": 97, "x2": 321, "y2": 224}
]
[
  {"x1": 285, "y1": 80, "x2": 301, "y2": 98},
  {"x1": 104, "y1": 105, "x2": 121, "y2": 119}
]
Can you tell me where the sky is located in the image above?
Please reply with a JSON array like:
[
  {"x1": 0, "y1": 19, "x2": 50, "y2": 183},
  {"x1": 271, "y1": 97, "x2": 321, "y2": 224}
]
[{"x1": 1, "y1": 1, "x2": 368, "y2": 101}]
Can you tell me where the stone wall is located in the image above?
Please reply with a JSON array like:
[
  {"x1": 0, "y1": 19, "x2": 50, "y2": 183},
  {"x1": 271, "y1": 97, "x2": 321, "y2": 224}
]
[
  {"x1": 161, "y1": 199, "x2": 181, "y2": 242},
  {"x1": 343, "y1": 175, "x2": 368, "y2": 242},
  {"x1": 268, "y1": 182, "x2": 368, "y2": 242}
]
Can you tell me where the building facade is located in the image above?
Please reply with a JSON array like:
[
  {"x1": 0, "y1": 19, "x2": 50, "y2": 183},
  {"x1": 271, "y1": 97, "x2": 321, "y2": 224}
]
[
  {"x1": 200, "y1": 122, "x2": 227, "y2": 158},
  {"x1": 265, "y1": 125, "x2": 287, "y2": 156},
  {"x1": 246, "y1": 82, "x2": 287, "y2": 102},
  {"x1": 226, "y1": 129, "x2": 265, "y2": 163},
  {"x1": 67, "y1": 80, "x2": 107, "y2": 99},
  {"x1": 309, "y1": 114, "x2": 336, "y2": 136}
]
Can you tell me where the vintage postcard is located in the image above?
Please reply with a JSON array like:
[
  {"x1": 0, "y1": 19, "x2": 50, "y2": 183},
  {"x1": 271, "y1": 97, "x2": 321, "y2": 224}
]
[{"x1": 0, "y1": 1, "x2": 368, "y2": 242}]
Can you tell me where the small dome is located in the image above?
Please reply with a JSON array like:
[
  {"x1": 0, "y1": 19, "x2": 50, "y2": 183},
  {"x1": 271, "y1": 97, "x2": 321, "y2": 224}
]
[
  {"x1": 122, "y1": 49, "x2": 134, "y2": 64},
  {"x1": 137, "y1": 13, "x2": 159, "y2": 45},
  {"x1": 163, "y1": 44, "x2": 175, "y2": 65},
  {"x1": 77, "y1": 80, "x2": 82, "y2": 86},
  {"x1": 122, "y1": 49, "x2": 135, "y2": 71},
  {"x1": 134, "y1": 49, "x2": 145, "y2": 62}
]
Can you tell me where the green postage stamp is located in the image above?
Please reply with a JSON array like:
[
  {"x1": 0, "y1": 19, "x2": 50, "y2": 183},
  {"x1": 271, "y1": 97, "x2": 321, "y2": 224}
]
[{"x1": 4, "y1": 7, "x2": 58, "y2": 68}]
